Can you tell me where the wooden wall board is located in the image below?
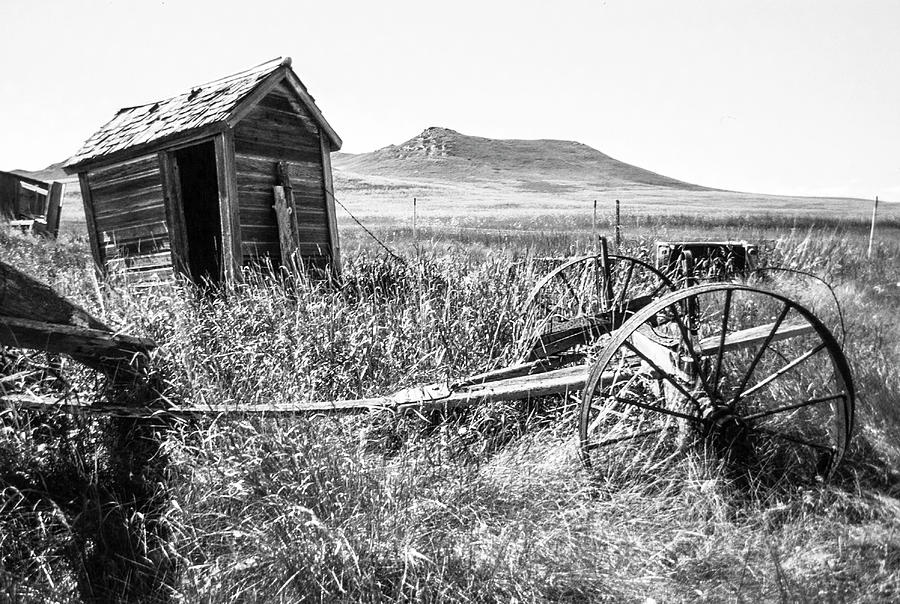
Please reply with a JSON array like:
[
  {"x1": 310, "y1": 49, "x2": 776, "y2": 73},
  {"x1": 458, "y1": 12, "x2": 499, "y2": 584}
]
[
  {"x1": 215, "y1": 131, "x2": 242, "y2": 281},
  {"x1": 231, "y1": 86, "x2": 334, "y2": 269},
  {"x1": 320, "y1": 134, "x2": 340, "y2": 275},
  {"x1": 158, "y1": 151, "x2": 190, "y2": 277},
  {"x1": 86, "y1": 153, "x2": 172, "y2": 277},
  {"x1": 77, "y1": 172, "x2": 104, "y2": 271}
]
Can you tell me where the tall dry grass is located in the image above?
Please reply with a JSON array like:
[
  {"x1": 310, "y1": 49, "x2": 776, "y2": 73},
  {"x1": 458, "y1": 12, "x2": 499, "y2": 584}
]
[{"x1": 1, "y1": 219, "x2": 900, "y2": 602}]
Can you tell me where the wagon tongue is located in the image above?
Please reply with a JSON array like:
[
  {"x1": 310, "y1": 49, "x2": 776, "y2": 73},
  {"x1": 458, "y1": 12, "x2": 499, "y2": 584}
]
[{"x1": 389, "y1": 383, "x2": 453, "y2": 404}]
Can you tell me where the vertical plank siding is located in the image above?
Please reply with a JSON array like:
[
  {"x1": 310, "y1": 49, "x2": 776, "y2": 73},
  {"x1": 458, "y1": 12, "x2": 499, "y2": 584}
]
[
  {"x1": 233, "y1": 83, "x2": 332, "y2": 268},
  {"x1": 215, "y1": 132, "x2": 242, "y2": 282},
  {"x1": 86, "y1": 154, "x2": 173, "y2": 280}
]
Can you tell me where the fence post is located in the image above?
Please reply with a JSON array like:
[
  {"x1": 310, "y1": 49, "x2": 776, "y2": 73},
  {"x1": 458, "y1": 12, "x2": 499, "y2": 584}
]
[
  {"x1": 868, "y1": 196, "x2": 879, "y2": 258},
  {"x1": 615, "y1": 199, "x2": 621, "y2": 250}
]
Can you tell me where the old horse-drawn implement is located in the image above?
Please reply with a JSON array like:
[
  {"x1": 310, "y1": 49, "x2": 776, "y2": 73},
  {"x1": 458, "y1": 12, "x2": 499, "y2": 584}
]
[{"x1": 0, "y1": 239, "x2": 854, "y2": 479}]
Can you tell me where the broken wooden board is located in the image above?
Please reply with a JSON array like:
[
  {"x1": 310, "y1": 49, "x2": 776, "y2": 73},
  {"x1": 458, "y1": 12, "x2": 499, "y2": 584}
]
[
  {"x1": 0, "y1": 260, "x2": 109, "y2": 330},
  {"x1": 0, "y1": 315, "x2": 155, "y2": 377},
  {"x1": 0, "y1": 260, "x2": 156, "y2": 380}
]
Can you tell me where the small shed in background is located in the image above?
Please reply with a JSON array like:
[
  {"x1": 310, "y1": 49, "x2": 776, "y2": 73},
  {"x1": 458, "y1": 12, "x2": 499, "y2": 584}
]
[
  {"x1": 63, "y1": 57, "x2": 342, "y2": 283},
  {"x1": 0, "y1": 170, "x2": 64, "y2": 237}
]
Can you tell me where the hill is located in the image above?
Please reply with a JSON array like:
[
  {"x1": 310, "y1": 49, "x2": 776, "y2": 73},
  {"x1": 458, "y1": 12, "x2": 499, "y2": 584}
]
[
  {"x1": 10, "y1": 161, "x2": 72, "y2": 184},
  {"x1": 333, "y1": 126, "x2": 707, "y2": 193},
  {"x1": 331, "y1": 127, "x2": 880, "y2": 226}
]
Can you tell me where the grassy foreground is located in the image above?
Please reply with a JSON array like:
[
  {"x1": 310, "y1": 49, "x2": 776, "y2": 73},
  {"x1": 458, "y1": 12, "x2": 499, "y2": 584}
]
[{"x1": 2, "y1": 218, "x2": 900, "y2": 602}]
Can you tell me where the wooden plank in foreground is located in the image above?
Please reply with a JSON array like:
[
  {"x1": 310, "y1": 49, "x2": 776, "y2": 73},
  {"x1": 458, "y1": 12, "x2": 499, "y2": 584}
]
[
  {"x1": 0, "y1": 259, "x2": 157, "y2": 379},
  {"x1": 0, "y1": 261, "x2": 109, "y2": 330},
  {"x1": 0, "y1": 315, "x2": 154, "y2": 377}
]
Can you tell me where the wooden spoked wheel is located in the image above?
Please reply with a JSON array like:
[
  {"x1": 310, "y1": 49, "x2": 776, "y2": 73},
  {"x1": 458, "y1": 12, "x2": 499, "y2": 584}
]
[
  {"x1": 520, "y1": 254, "x2": 674, "y2": 361},
  {"x1": 579, "y1": 284, "x2": 854, "y2": 481}
]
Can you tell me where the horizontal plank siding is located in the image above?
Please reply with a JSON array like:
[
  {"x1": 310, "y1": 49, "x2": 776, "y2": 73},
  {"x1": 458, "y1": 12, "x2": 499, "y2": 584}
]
[
  {"x1": 88, "y1": 155, "x2": 161, "y2": 186},
  {"x1": 90, "y1": 172, "x2": 162, "y2": 197},
  {"x1": 232, "y1": 84, "x2": 333, "y2": 268},
  {"x1": 87, "y1": 154, "x2": 172, "y2": 282}
]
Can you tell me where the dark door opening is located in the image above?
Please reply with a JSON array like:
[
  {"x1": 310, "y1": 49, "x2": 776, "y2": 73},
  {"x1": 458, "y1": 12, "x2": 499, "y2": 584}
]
[{"x1": 174, "y1": 142, "x2": 222, "y2": 283}]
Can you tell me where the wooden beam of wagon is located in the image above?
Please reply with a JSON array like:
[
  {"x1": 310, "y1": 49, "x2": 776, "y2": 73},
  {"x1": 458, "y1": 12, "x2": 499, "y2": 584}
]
[
  {"x1": 0, "y1": 392, "x2": 397, "y2": 417},
  {"x1": 401, "y1": 364, "x2": 600, "y2": 413},
  {"x1": 698, "y1": 321, "x2": 813, "y2": 355}
]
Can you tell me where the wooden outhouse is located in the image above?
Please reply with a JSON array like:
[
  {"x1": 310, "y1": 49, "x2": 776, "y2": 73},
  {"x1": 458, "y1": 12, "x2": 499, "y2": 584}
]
[{"x1": 63, "y1": 57, "x2": 341, "y2": 283}]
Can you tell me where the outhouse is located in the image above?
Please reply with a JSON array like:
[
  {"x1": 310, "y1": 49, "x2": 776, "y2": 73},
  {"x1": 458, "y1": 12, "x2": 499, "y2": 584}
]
[{"x1": 63, "y1": 57, "x2": 341, "y2": 283}]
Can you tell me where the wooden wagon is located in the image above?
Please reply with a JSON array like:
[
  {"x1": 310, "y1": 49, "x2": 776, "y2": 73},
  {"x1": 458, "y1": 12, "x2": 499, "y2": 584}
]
[{"x1": 0, "y1": 239, "x2": 854, "y2": 480}]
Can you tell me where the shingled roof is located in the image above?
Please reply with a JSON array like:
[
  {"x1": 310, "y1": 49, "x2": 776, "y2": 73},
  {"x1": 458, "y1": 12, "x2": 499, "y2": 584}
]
[{"x1": 64, "y1": 57, "x2": 340, "y2": 171}]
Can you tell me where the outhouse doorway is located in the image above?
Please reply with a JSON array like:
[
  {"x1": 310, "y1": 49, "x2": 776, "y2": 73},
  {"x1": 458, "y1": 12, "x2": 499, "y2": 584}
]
[{"x1": 172, "y1": 141, "x2": 223, "y2": 283}]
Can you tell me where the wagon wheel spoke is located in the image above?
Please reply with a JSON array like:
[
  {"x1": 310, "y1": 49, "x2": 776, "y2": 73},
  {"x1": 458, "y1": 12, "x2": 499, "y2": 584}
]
[
  {"x1": 731, "y1": 303, "x2": 791, "y2": 405},
  {"x1": 586, "y1": 364, "x2": 640, "y2": 436},
  {"x1": 741, "y1": 391, "x2": 847, "y2": 423},
  {"x1": 711, "y1": 288, "x2": 733, "y2": 396},
  {"x1": 556, "y1": 272, "x2": 581, "y2": 311},
  {"x1": 620, "y1": 340, "x2": 704, "y2": 418},
  {"x1": 612, "y1": 387, "x2": 698, "y2": 422},
  {"x1": 746, "y1": 425, "x2": 835, "y2": 454},
  {"x1": 739, "y1": 342, "x2": 826, "y2": 399}
]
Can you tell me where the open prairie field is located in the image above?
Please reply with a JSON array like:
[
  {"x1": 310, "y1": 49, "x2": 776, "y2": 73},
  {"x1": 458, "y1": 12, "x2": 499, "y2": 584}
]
[
  {"x1": 2, "y1": 199, "x2": 900, "y2": 601},
  {"x1": 5, "y1": 125, "x2": 900, "y2": 603},
  {"x1": 330, "y1": 128, "x2": 898, "y2": 232}
]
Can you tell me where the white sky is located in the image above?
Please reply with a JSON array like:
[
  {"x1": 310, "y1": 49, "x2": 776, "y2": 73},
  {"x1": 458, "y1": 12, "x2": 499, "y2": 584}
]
[{"x1": 1, "y1": 0, "x2": 898, "y2": 200}]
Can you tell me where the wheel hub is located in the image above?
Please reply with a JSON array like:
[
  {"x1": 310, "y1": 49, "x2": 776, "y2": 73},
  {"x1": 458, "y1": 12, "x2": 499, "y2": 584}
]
[{"x1": 702, "y1": 405, "x2": 748, "y2": 446}]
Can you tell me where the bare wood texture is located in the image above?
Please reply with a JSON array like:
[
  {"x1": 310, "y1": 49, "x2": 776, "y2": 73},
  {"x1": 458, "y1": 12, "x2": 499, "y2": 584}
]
[
  {"x1": 0, "y1": 366, "x2": 609, "y2": 417},
  {"x1": 158, "y1": 151, "x2": 190, "y2": 276},
  {"x1": 277, "y1": 161, "x2": 302, "y2": 245},
  {"x1": 87, "y1": 154, "x2": 172, "y2": 281},
  {"x1": 78, "y1": 172, "x2": 104, "y2": 272},
  {"x1": 0, "y1": 261, "x2": 109, "y2": 330},
  {"x1": 0, "y1": 315, "x2": 153, "y2": 376},
  {"x1": 225, "y1": 68, "x2": 289, "y2": 128},
  {"x1": 0, "y1": 260, "x2": 155, "y2": 379},
  {"x1": 215, "y1": 132, "x2": 242, "y2": 281},
  {"x1": 320, "y1": 133, "x2": 341, "y2": 277},
  {"x1": 697, "y1": 321, "x2": 814, "y2": 355},
  {"x1": 273, "y1": 186, "x2": 298, "y2": 267},
  {"x1": 43, "y1": 181, "x2": 64, "y2": 238},
  {"x1": 232, "y1": 85, "x2": 334, "y2": 269},
  {"x1": 222, "y1": 130, "x2": 243, "y2": 274},
  {"x1": 282, "y1": 71, "x2": 342, "y2": 150},
  {"x1": 0, "y1": 172, "x2": 19, "y2": 217}
]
